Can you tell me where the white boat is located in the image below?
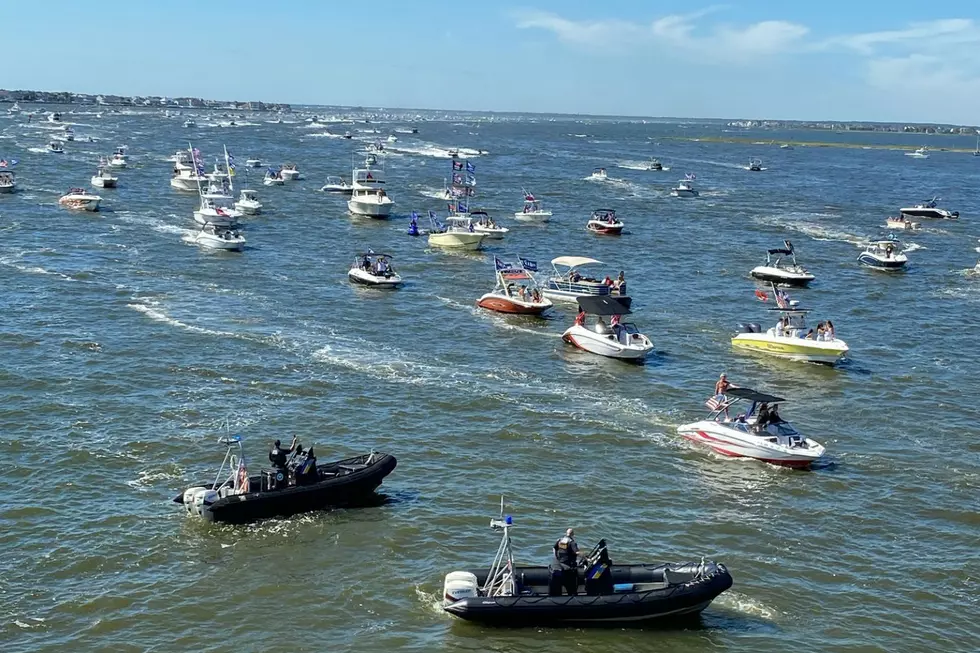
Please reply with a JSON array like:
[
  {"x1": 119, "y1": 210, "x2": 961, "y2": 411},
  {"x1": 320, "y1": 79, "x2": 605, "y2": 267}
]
[
  {"x1": 858, "y1": 238, "x2": 908, "y2": 270},
  {"x1": 589, "y1": 167, "x2": 607, "y2": 180},
  {"x1": 677, "y1": 388, "x2": 825, "y2": 468},
  {"x1": 745, "y1": 158, "x2": 764, "y2": 171},
  {"x1": 91, "y1": 162, "x2": 118, "y2": 189},
  {"x1": 263, "y1": 169, "x2": 285, "y2": 186},
  {"x1": 234, "y1": 189, "x2": 262, "y2": 215},
  {"x1": 169, "y1": 150, "x2": 192, "y2": 164},
  {"x1": 670, "y1": 175, "x2": 698, "y2": 197},
  {"x1": 647, "y1": 158, "x2": 666, "y2": 171},
  {"x1": 905, "y1": 147, "x2": 929, "y2": 159},
  {"x1": 0, "y1": 170, "x2": 17, "y2": 194},
  {"x1": 320, "y1": 176, "x2": 353, "y2": 193},
  {"x1": 562, "y1": 295, "x2": 653, "y2": 361},
  {"x1": 477, "y1": 257, "x2": 552, "y2": 315},
  {"x1": 885, "y1": 216, "x2": 920, "y2": 231},
  {"x1": 471, "y1": 210, "x2": 508, "y2": 239},
  {"x1": 749, "y1": 240, "x2": 814, "y2": 286},
  {"x1": 194, "y1": 196, "x2": 242, "y2": 227},
  {"x1": 48, "y1": 112, "x2": 62, "y2": 122},
  {"x1": 58, "y1": 188, "x2": 102, "y2": 211},
  {"x1": 190, "y1": 223, "x2": 246, "y2": 251},
  {"x1": 347, "y1": 153, "x2": 393, "y2": 218},
  {"x1": 109, "y1": 147, "x2": 127, "y2": 168},
  {"x1": 7, "y1": 102, "x2": 20, "y2": 114},
  {"x1": 183, "y1": 119, "x2": 196, "y2": 128},
  {"x1": 586, "y1": 208, "x2": 625, "y2": 235},
  {"x1": 280, "y1": 163, "x2": 301, "y2": 181},
  {"x1": 427, "y1": 213, "x2": 487, "y2": 250},
  {"x1": 542, "y1": 256, "x2": 627, "y2": 303},
  {"x1": 780, "y1": 143, "x2": 794, "y2": 149},
  {"x1": 514, "y1": 191, "x2": 551, "y2": 222},
  {"x1": 171, "y1": 166, "x2": 209, "y2": 191},
  {"x1": 48, "y1": 142, "x2": 64, "y2": 154},
  {"x1": 245, "y1": 158, "x2": 262, "y2": 168},
  {"x1": 63, "y1": 126, "x2": 75, "y2": 142},
  {"x1": 899, "y1": 198, "x2": 958, "y2": 220},
  {"x1": 348, "y1": 252, "x2": 403, "y2": 288}
]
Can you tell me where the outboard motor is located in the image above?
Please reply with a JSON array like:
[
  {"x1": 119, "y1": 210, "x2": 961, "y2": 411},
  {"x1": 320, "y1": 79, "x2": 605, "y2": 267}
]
[
  {"x1": 443, "y1": 571, "x2": 478, "y2": 606},
  {"x1": 182, "y1": 487, "x2": 207, "y2": 516},
  {"x1": 736, "y1": 323, "x2": 750, "y2": 334},
  {"x1": 749, "y1": 323, "x2": 761, "y2": 333}
]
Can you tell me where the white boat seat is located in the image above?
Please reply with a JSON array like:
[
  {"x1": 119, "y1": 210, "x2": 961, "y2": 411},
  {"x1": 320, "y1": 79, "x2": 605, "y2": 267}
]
[{"x1": 339, "y1": 463, "x2": 368, "y2": 472}]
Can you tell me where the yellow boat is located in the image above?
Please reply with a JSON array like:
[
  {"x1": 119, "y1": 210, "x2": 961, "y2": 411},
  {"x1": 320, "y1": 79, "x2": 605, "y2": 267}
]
[{"x1": 732, "y1": 304, "x2": 848, "y2": 365}]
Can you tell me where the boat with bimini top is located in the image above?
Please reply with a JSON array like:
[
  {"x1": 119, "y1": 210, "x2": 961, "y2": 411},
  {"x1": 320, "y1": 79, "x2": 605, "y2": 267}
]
[
  {"x1": 542, "y1": 256, "x2": 627, "y2": 303},
  {"x1": 477, "y1": 257, "x2": 552, "y2": 315},
  {"x1": 562, "y1": 295, "x2": 653, "y2": 361}
]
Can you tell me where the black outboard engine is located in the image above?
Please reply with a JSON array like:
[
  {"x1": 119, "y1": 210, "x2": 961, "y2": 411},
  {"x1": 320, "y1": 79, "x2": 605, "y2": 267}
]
[{"x1": 584, "y1": 539, "x2": 614, "y2": 595}]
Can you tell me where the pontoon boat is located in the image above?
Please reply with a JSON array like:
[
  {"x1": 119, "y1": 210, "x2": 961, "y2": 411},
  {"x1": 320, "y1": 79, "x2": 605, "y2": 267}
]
[{"x1": 542, "y1": 256, "x2": 627, "y2": 302}]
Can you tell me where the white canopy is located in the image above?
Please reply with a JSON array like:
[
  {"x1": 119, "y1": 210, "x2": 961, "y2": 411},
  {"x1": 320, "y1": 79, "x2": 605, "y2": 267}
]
[{"x1": 551, "y1": 256, "x2": 603, "y2": 268}]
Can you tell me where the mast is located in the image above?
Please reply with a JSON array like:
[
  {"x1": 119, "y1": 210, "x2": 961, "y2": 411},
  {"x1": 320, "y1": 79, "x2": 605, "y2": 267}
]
[
  {"x1": 448, "y1": 153, "x2": 476, "y2": 216},
  {"x1": 189, "y1": 142, "x2": 205, "y2": 198},
  {"x1": 224, "y1": 145, "x2": 235, "y2": 193}
]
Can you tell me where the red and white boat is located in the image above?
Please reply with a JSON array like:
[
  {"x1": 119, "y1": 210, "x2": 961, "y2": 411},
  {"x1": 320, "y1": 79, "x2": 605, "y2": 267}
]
[
  {"x1": 476, "y1": 257, "x2": 552, "y2": 315},
  {"x1": 586, "y1": 208, "x2": 624, "y2": 235},
  {"x1": 58, "y1": 188, "x2": 102, "y2": 211},
  {"x1": 677, "y1": 388, "x2": 825, "y2": 468}
]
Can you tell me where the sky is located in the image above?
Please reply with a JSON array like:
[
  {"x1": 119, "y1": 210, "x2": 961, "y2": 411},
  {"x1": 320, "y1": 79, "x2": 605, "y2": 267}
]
[{"x1": 6, "y1": 0, "x2": 980, "y2": 124}]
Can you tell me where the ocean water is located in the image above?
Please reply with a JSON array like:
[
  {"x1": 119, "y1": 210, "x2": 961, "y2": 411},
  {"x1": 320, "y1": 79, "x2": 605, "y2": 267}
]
[{"x1": 1, "y1": 108, "x2": 978, "y2": 653}]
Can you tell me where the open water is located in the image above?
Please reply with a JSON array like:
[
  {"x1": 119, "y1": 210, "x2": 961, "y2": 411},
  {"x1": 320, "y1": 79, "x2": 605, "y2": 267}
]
[{"x1": 1, "y1": 108, "x2": 978, "y2": 652}]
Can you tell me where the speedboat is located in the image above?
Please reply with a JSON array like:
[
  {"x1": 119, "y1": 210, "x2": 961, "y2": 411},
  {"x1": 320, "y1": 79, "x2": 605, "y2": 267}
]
[
  {"x1": 263, "y1": 169, "x2": 285, "y2": 186},
  {"x1": 670, "y1": 175, "x2": 698, "y2": 197},
  {"x1": 477, "y1": 257, "x2": 552, "y2": 315},
  {"x1": 589, "y1": 167, "x2": 607, "y2": 180},
  {"x1": 48, "y1": 112, "x2": 62, "y2": 122},
  {"x1": 183, "y1": 119, "x2": 196, "y2": 128},
  {"x1": 347, "y1": 153, "x2": 393, "y2": 218},
  {"x1": 562, "y1": 295, "x2": 652, "y2": 361},
  {"x1": 91, "y1": 162, "x2": 118, "y2": 189},
  {"x1": 348, "y1": 252, "x2": 403, "y2": 288},
  {"x1": 427, "y1": 213, "x2": 487, "y2": 250},
  {"x1": 543, "y1": 256, "x2": 627, "y2": 302},
  {"x1": 441, "y1": 505, "x2": 732, "y2": 627},
  {"x1": 648, "y1": 158, "x2": 664, "y2": 171},
  {"x1": 745, "y1": 158, "x2": 764, "y2": 171},
  {"x1": 885, "y1": 216, "x2": 920, "y2": 231},
  {"x1": 320, "y1": 176, "x2": 352, "y2": 193},
  {"x1": 858, "y1": 238, "x2": 908, "y2": 270},
  {"x1": 447, "y1": 147, "x2": 459, "y2": 158},
  {"x1": 173, "y1": 434, "x2": 397, "y2": 524},
  {"x1": 280, "y1": 163, "x2": 301, "y2": 181},
  {"x1": 905, "y1": 147, "x2": 929, "y2": 159},
  {"x1": 63, "y1": 126, "x2": 75, "y2": 142},
  {"x1": 48, "y1": 142, "x2": 64, "y2": 154},
  {"x1": 343, "y1": 131, "x2": 352, "y2": 139},
  {"x1": 58, "y1": 188, "x2": 102, "y2": 211},
  {"x1": 190, "y1": 222, "x2": 247, "y2": 251},
  {"x1": 7, "y1": 102, "x2": 20, "y2": 114},
  {"x1": 234, "y1": 189, "x2": 262, "y2": 215},
  {"x1": 514, "y1": 191, "x2": 551, "y2": 222},
  {"x1": 586, "y1": 208, "x2": 624, "y2": 235},
  {"x1": 899, "y1": 198, "x2": 958, "y2": 220},
  {"x1": 677, "y1": 387, "x2": 826, "y2": 468},
  {"x1": 471, "y1": 210, "x2": 508, "y2": 239},
  {"x1": 0, "y1": 170, "x2": 17, "y2": 194},
  {"x1": 245, "y1": 158, "x2": 262, "y2": 168},
  {"x1": 749, "y1": 240, "x2": 815, "y2": 286},
  {"x1": 194, "y1": 196, "x2": 243, "y2": 227},
  {"x1": 109, "y1": 148, "x2": 127, "y2": 168}
]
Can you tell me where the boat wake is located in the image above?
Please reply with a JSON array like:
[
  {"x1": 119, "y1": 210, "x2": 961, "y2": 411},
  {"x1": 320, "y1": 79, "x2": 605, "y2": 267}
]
[
  {"x1": 753, "y1": 213, "x2": 866, "y2": 246},
  {"x1": 418, "y1": 186, "x2": 450, "y2": 200},
  {"x1": 617, "y1": 160, "x2": 671, "y2": 171}
]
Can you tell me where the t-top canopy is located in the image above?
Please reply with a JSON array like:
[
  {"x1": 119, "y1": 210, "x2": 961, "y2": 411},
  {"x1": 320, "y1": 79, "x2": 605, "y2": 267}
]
[
  {"x1": 576, "y1": 295, "x2": 633, "y2": 316},
  {"x1": 726, "y1": 387, "x2": 787, "y2": 403},
  {"x1": 767, "y1": 248, "x2": 793, "y2": 255},
  {"x1": 551, "y1": 256, "x2": 602, "y2": 268}
]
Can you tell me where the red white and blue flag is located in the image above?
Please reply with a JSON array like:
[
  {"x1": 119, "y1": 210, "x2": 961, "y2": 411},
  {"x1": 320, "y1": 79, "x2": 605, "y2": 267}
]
[{"x1": 705, "y1": 394, "x2": 725, "y2": 410}]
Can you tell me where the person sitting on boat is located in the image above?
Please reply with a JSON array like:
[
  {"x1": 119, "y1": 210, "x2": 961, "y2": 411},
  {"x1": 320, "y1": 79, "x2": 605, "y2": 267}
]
[
  {"x1": 826, "y1": 320, "x2": 835, "y2": 340},
  {"x1": 269, "y1": 437, "x2": 297, "y2": 470},
  {"x1": 518, "y1": 285, "x2": 527, "y2": 300},
  {"x1": 552, "y1": 528, "x2": 584, "y2": 596},
  {"x1": 595, "y1": 317, "x2": 611, "y2": 335},
  {"x1": 755, "y1": 403, "x2": 771, "y2": 431},
  {"x1": 531, "y1": 288, "x2": 541, "y2": 303},
  {"x1": 569, "y1": 270, "x2": 582, "y2": 283},
  {"x1": 603, "y1": 275, "x2": 614, "y2": 288},
  {"x1": 615, "y1": 271, "x2": 626, "y2": 294},
  {"x1": 769, "y1": 404, "x2": 783, "y2": 424}
]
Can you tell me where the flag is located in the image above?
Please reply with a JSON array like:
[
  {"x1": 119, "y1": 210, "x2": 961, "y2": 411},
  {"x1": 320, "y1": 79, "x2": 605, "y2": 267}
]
[
  {"x1": 774, "y1": 288, "x2": 789, "y2": 309},
  {"x1": 685, "y1": 173, "x2": 696, "y2": 180},
  {"x1": 465, "y1": 174, "x2": 476, "y2": 186},
  {"x1": 524, "y1": 193, "x2": 535, "y2": 201},
  {"x1": 452, "y1": 160, "x2": 463, "y2": 171},
  {"x1": 0, "y1": 160, "x2": 6, "y2": 168},
  {"x1": 237, "y1": 459, "x2": 250, "y2": 494},
  {"x1": 366, "y1": 172, "x2": 374, "y2": 180},
  {"x1": 494, "y1": 257, "x2": 511, "y2": 271},
  {"x1": 705, "y1": 395, "x2": 725, "y2": 410},
  {"x1": 456, "y1": 200, "x2": 468, "y2": 213},
  {"x1": 452, "y1": 173, "x2": 463, "y2": 185},
  {"x1": 520, "y1": 257, "x2": 537, "y2": 272},
  {"x1": 216, "y1": 207, "x2": 228, "y2": 216},
  {"x1": 465, "y1": 162, "x2": 475, "y2": 173}
]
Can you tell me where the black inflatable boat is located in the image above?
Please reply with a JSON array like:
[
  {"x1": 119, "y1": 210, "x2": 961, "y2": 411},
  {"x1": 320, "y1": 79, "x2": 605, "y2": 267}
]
[{"x1": 174, "y1": 436, "x2": 396, "y2": 524}]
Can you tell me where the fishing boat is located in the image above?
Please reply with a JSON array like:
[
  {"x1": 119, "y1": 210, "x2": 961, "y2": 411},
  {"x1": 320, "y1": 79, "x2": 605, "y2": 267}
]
[
  {"x1": 542, "y1": 256, "x2": 626, "y2": 302},
  {"x1": 58, "y1": 188, "x2": 102, "y2": 211},
  {"x1": 749, "y1": 241, "x2": 815, "y2": 286},
  {"x1": 280, "y1": 163, "x2": 301, "y2": 181},
  {"x1": 677, "y1": 388, "x2": 826, "y2": 468},
  {"x1": 189, "y1": 223, "x2": 246, "y2": 251},
  {"x1": 514, "y1": 191, "x2": 551, "y2": 222},
  {"x1": 885, "y1": 216, "x2": 920, "y2": 231},
  {"x1": 589, "y1": 167, "x2": 607, "y2": 180},
  {"x1": 48, "y1": 142, "x2": 64, "y2": 154},
  {"x1": 745, "y1": 158, "x2": 764, "y2": 171},
  {"x1": 899, "y1": 198, "x2": 958, "y2": 220},
  {"x1": 427, "y1": 213, "x2": 487, "y2": 250},
  {"x1": 671, "y1": 174, "x2": 698, "y2": 197},
  {"x1": 441, "y1": 503, "x2": 732, "y2": 626},
  {"x1": 109, "y1": 147, "x2": 127, "y2": 168},
  {"x1": 90, "y1": 160, "x2": 118, "y2": 188},
  {"x1": 858, "y1": 238, "x2": 908, "y2": 270},
  {"x1": 234, "y1": 189, "x2": 262, "y2": 215},
  {"x1": 476, "y1": 257, "x2": 552, "y2": 315},
  {"x1": 173, "y1": 435, "x2": 397, "y2": 524},
  {"x1": 320, "y1": 176, "x2": 353, "y2": 193},
  {"x1": 586, "y1": 208, "x2": 624, "y2": 235},
  {"x1": 348, "y1": 252, "x2": 403, "y2": 288},
  {"x1": 905, "y1": 147, "x2": 929, "y2": 159},
  {"x1": 0, "y1": 170, "x2": 17, "y2": 194},
  {"x1": 471, "y1": 210, "x2": 508, "y2": 240},
  {"x1": 347, "y1": 152, "x2": 394, "y2": 218},
  {"x1": 562, "y1": 295, "x2": 653, "y2": 361}
]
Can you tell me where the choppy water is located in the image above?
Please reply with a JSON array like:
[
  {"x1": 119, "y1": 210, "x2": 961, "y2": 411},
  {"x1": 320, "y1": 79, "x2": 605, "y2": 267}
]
[{"x1": 1, "y1": 108, "x2": 978, "y2": 652}]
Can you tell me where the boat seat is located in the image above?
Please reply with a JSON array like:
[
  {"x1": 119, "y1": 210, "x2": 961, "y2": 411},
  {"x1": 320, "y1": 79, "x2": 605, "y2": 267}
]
[{"x1": 338, "y1": 463, "x2": 368, "y2": 472}]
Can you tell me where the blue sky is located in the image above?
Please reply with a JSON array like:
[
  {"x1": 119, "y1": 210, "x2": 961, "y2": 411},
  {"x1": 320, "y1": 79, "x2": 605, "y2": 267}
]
[{"x1": 7, "y1": 1, "x2": 980, "y2": 124}]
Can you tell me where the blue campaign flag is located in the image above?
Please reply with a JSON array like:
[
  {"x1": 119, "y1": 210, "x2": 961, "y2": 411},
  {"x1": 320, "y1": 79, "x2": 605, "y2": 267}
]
[
  {"x1": 520, "y1": 257, "x2": 538, "y2": 272},
  {"x1": 465, "y1": 174, "x2": 476, "y2": 185},
  {"x1": 494, "y1": 256, "x2": 509, "y2": 271},
  {"x1": 456, "y1": 200, "x2": 468, "y2": 213},
  {"x1": 465, "y1": 162, "x2": 475, "y2": 173},
  {"x1": 9, "y1": 159, "x2": 17, "y2": 166}
]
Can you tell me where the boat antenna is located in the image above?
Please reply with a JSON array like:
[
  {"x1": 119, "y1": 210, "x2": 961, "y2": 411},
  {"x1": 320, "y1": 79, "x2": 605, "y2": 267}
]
[{"x1": 483, "y1": 496, "x2": 516, "y2": 598}]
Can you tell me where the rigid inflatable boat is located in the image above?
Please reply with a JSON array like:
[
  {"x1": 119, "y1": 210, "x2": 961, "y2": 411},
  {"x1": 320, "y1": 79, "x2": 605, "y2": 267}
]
[
  {"x1": 174, "y1": 435, "x2": 396, "y2": 524},
  {"x1": 442, "y1": 506, "x2": 732, "y2": 626}
]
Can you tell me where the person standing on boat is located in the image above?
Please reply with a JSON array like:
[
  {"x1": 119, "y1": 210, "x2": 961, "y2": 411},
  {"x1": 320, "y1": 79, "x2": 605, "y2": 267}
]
[
  {"x1": 269, "y1": 436, "x2": 297, "y2": 470},
  {"x1": 553, "y1": 528, "x2": 583, "y2": 596}
]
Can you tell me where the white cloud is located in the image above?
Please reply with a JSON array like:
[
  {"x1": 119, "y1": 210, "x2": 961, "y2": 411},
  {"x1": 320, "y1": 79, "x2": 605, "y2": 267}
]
[{"x1": 831, "y1": 19, "x2": 980, "y2": 55}]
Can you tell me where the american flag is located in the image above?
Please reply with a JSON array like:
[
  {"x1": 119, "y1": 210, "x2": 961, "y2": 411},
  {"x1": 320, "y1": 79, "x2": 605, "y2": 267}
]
[
  {"x1": 685, "y1": 173, "x2": 696, "y2": 180},
  {"x1": 705, "y1": 394, "x2": 725, "y2": 410},
  {"x1": 774, "y1": 288, "x2": 789, "y2": 308}
]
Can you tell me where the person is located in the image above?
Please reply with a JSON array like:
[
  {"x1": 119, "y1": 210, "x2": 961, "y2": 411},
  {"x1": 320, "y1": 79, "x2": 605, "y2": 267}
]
[
  {"x1": 616, "y1": 271, "x2": 626, "y2": 293},
  {"x1": 805, "y1": 329, "x2": 815, "y2": 340},
  {"x1": 595, "y1": 317, "x2": 610, "y2": 334},
  {"x1": 756, "y1": 402, "x2": 770, "y2": 428},
  {"x1": 269, "y1": 436, "x2": 297, "y2": 470},
  {"x1": 553, "y1": 528, "x2": 583, "y2": 596},
  {"x1": 569, "y1": 270, "x2": 581, "y2": 283},
  {"x1": 826, "y1": 320, "x2": 835, "y2": 340},
  {"x1": 715, "y1": 373, "x2": 733, "y2": 396},
  {"x1": 769, "y1": 404, "x2": 782, "y2": 424},
  {"x1": 574, "y1": 307, "x2": 586, "y2": 326},
  {"x1": 816, "y1": 322, "x2": 826, "y2": 341},
  {"x1": 603, "y1": 275, "x2": 614, "y2": 288},
  {"x1": 531, "y1": 288, "x2": 541, "y2": 303},
  {"x1": 518, "y1": 285, "x2": 527, "y2": 300}
]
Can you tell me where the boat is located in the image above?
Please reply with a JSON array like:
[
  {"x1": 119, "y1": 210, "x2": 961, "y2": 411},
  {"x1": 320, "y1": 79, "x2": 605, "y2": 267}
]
[
  {"x1": 973, "y1": 134, "x2": 980, "y2": 157},
  {"x1": 91, "y1": 161, "x2": 118, "y2": 189},
  {"x1": 885, "y1": 216, "x2": 920, "y2": 231},
  {"x1": 173, "y1": 434, "x2": 397, "y2": 524},
  {"x1": 589, "y1": 167, "x2": 607, "y2": 180},
  {"x1": 749, "y1": 240, "x2": 815, "y2": 286},
  {"x1": 190, "y1": 222, "x2": 247, "y2": 251},
  {"x1": 194, "y1": 196, "x2": 242, "y2": 227},
  {"x1": 858, "y1": 237, "x2": 908, "y2": 270},
  {"x1": 441, "y1": 504, "x2": 732, "y2": 626},
  {"x1": 543, "y1": 256, "x2": 627, "y2": 302},
  {"x1": 109, "y1": 147, "x2": 127, "y2": 168},
  {"x1": 905, "y1": 147, "x2": 929, "y2": 158},
  {"x1": 320, "y1": 176, "x2": 353, "y2": 193},
  {"x1": 0, "y1": 170, "x2": 17, "y2": 194},
  {"x1": 899, "y1": 198, "x2": 958, "y2": 220},
  {"x1": 63, "y1": 126, "x2": 75, "y2": 142},
  {"x1": 447, "y1": 147, "x2": 459, "y2": 158},
  {"x1": 514, "y1": 191, "x2": 551, "y2": 222},
  {"x1": 780, "y1": 143, "x2": 794, "y2": 150},
  {"x1": 263, "y1": 168, "x2": 285, "y2": 186},
  {"x1": 677, "y1": 387, "x2": 826, "y2": 467},
  {"x1": 280, "y1": 163, "x2": 301, "y2": 181},
  {"x1": 48, "y1": 112, "x2": 62, "y2": 122},
  {"x1": 348, "y1": 252, "x2": 403, "y2": 288},
  {"x1": 477, "y1": 257, "x2": 552, "y2": 315},
  {"x1": 427, "y1": 213, "x2": 487, "y2": 250},
  {"x1": 347, "y1": 152, "x2": 394, "y2": 218},
  {"x1": 648, "y1": 158, "x2": 664, "y2": 171},
  {"x1": 48, "y1": 142, "x2": 64, "y2": 154},
  {"x1": 183, "y1": 119, "x2": 196, "y2": 128},
  {"x1": 745, "y1": 158, "x2": 764, "y2": 171},
  {"x1": 563, "y1": 295, "x2": 652, "y2": 361},
  {"x1": 343, "y1": 131, "x2": 352, "y2": 139},
  {"x1": 234, "y1": 189, "x2": 263, "y2": 215},
  {"x1": 245, "y1": 158, "x2": 262, "y2": 168},
  {"x1": 670, "y1": 175, "x2": 698, "y2": 197},
  {"x1": 471, "y1": 210, "x2": 508, "y2": 239},
  {"x1": 7, "y1": 102, "x2": 21, "y2": 114},
  {"x1": 58, "y1": 188, "x2": 102, "y2": 211},
  {"x1": 586, "y1": 208, "x2": 624, "y2": 235},
  {"x1": 172, "y1": 165, "x2": 210, "y2": 191}
]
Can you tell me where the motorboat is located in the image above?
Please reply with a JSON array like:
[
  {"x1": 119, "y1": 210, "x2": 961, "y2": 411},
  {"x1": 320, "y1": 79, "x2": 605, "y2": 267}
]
[
  {"x1": 514, "y1": 191, "x2": 551, "y2": 222},
  {"x1": 732, "y1": 286, "x2": 848, "y2": 364},
  {"x1": 670, "y1": 175, "x2": 698, "y2": 197},
  {"x1": 347, "y1": 153, "x2": 393, "y2": 218},
  {"x1": 48, "y1": 142, "x2": 64, "y2": 154},
  {"x1": 899, "y1": 198, "x2": 958, "y2": 220},
  {"x1": 543, "y1": 256, "x2": 627, "y2": 302},
  {"x1": 471, "y1": 210, "x2": 508, "y2": 239},
  {"x1": 648, "y1": 158, "x2": 665, "y2": 171},
  {"x1": 7, "y1": 102, "x2": 20, "y2": 114},
  {"x1": 745, "y1": 158, "x2": 764, "y2": 171},
  {"x1": 320, "y1": 176, "x2": 353, "y2": 193},
  {"x1": 58, "y1": 188, "x2": 102, "y2": 211},
  {"x1": 858, "y1": 238, "x2": 908, "y2": 270},
  {"x1": 234, "y1": 189, "x2": 263, "y2": 215},
  {"x1": 749, "y1": 240, "x2": 815, "y2": 286},
  {"x1": 280, "y1": 163, "x2": 301, "y2": 181},
  {"x1": 263, "y1": 169, "x2": 285, "y2": 186},
  {"x1": 427, "y1": 213, "x2": 487, "y2": 250},
  {"x1": 477, "y1": 257, "x2": 552, "y2": 315},
  {"x1": 169, "y1": 150, "x2": 192, "y2": 165},
  {"x1": 173, "y1": 435, "x2": 397, "y2": 524},
  {"x1": 905, "y1": 147, "x2": 929, "y2": 159},
  {"x1": 109, "y1": 148, "x2": 127, "y2": 168},
  {"x1": 780, "y1": 143, "x2": 794, "y2": 149},
  {"x1": 441, "y1": 504, "x2": 732, "y2": 626},
  {"x1": 245, "y1": 158, "x2": 262, "y2": 168},
  {"x1": 447, "y1": 147, "x2": 459, "y2": 158},
  {"x1": 171, "y1": 166, "x2": 209, "y2": 191},
  {"x1": 343, "y1": 131, "x2": 353, "y2": 139},
  {"x1": 48, "y1": 112, "x2": 62, "y2": 122},
  {"x1": 91, "y1": 162, "x2": 118, "y2": 189},
  {"x1": 885, "y1": 216, "x2": 920, "y2": 231},
  {"x1": 562, "y1": 295, "x2": 652, "y2": 361},
  {"x1": 589, "y1": 167, "x2": 607, "y2": 180},
  {"x1": 0, "y1": 170, "x2": 17, "y2": 194},
  {"x1": 190, "y1": 222, "x2": 247, "y2": 251},
  {"x1": 586, "y1": 208, "x2": 624, "y2": 235},
  {"x1": 348, "y1": 252, "x2": 403, "y2": 288},
  {"x1": 205, "y1": 162, "x2": 229, "y2": 184},
  {"x1": 677, "y1": 387, "x2": 826, "y2": 468},
  {"x1": 183, "y1": 119, "x2": 196, "y2": 128},
  {"x1": 194, "y1": 196, "x2": 242, "y2": 227},
  {"x1": 63, "y1": 126, "x2": 75, "y2": 142}
]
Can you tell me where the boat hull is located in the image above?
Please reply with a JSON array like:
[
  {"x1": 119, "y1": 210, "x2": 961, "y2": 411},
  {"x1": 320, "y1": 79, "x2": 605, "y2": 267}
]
[
  {"x1": 59, "y1": 197, "x2": 101, "y2": 211},
  {"x1": 678, "y1": 421, "x2": 824, "y2": 467},
  {"x1": 562, "y1": 325, "x2": 653, "y2": 361},
  {"x1": 349, "y1": 269, "x2": 403, "y2": 288},
  {"x1": 858, "y1": 254, "x2": 907, "y2": 269},
  {"x1": 514, "y1": 211, "x2": 551, "y2": 223},
  {"x1": 194, "y1": 235, "x2": 245, "y2": 251},
  {"x1": 428, "y1": 232, "x2": 485, "y2": 250},
  {"x1": 474, "y1": 227, "x2": 508, "y2": 240},
  {"x1": 749, "y1": 267, "x2": 814, "y2": 286},
  {"x1": 731, "y1": 334, "x2": 848, "y2": 364},
  {"x1": 0, "y1": 184, "x2": 16, "y2": 194},
  {"x1": 587, "y1": 221, "x2": 624, "y2": 235},
  {"x1": 171, "y1": 177, "x2": 206, "y2": 191},
  {"x1": 348, "y1": 199, "x2": 393, "y2": 218},
  {"x1": 477, "y1": 294, "x2": 551, "y2": 315},
  {"x1": 885, "y1": 220, "x2": 919, "y2": 231},
  {"x1": 235, "y1": 201, "x2": 262, "y2": 215},
  {"x1": 91, "y1": 177, "x2": 117, "y2": 189}
]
